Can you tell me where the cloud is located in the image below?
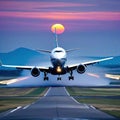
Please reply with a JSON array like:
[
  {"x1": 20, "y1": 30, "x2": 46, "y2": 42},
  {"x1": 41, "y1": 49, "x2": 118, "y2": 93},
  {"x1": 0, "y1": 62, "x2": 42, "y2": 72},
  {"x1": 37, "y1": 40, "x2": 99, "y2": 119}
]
[
  {"x1": 0, "y1": 1, "x2": 94, "y2": 12},
  {"x1": 0, "y1": 1, "x2": 120, "y2": 31},
  {"x1": 0, "y1": 11, "x2": 120, "y2": 31},
  {"x1": 0, "y1": 11, "x2": 120, "y2": 21}
]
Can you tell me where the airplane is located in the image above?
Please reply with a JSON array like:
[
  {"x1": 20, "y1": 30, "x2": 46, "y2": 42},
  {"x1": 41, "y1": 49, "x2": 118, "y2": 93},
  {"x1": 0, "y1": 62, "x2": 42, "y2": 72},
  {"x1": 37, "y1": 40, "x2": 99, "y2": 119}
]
[{"x1": 0, "y1": 29, "x2": 113, "y2": 81}]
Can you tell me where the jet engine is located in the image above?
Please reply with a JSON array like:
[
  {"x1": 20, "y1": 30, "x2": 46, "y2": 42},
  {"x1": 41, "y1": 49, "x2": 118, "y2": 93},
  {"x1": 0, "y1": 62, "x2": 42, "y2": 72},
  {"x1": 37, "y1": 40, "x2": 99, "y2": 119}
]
[
  {"x1": 77, "y1": 64, "x2": 86, "y2": 74},
  {"x1": 31, "y1": 67, "x2": 40, "y2": 77}
]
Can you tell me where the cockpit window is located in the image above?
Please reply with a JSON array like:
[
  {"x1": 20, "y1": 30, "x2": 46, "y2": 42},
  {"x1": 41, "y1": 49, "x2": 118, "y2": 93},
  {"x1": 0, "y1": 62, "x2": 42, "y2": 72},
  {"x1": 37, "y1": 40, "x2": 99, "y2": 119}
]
[{"x1": 54, "y1": 50, "x2": 62, "y2": 53}]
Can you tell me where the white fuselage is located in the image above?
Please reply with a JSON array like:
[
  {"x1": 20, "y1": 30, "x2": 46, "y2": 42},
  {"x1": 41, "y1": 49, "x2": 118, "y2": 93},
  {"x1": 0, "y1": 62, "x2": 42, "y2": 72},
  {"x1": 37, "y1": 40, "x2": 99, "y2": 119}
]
[{"x1": 50, "y1": 47, "x2": 67, "y2": 74}]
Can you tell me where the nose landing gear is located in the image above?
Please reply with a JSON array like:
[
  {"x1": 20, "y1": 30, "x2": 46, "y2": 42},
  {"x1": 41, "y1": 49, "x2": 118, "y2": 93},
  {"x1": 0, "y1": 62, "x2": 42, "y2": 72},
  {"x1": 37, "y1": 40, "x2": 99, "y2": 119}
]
[
  {"x1": 43, "y1": 70, "x2": 74, "y2": 81},
  {"x1": 57, "y1": 76, "x2": 61, "y2": 80}
]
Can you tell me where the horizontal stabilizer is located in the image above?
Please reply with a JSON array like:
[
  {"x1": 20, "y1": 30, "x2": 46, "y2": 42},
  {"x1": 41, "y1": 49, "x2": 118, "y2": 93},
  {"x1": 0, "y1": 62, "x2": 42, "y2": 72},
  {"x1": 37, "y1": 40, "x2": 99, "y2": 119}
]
[
  {"x1": 66, "y1": 48, "x2": 80, "y2": 52},
  {"x1": 36, "y1": 49, "x2": 51, "y2": 53}
]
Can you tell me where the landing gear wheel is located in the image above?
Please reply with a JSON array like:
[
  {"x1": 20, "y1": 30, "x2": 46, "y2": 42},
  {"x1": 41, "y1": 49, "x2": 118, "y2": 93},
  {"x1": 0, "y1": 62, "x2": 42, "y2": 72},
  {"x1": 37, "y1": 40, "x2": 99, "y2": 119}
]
[
  {"x1": 44, "y1": 77, "x2": 49, "y2": 81},
  {"x1": 69, "y1": 76, "x2": 74, "y2": 80},
  {"x1": 69, "y1": 70, "x2": 74, "y2": 80},
  {"x1": 57, "y1": 77, "x2": 61, "y2": 80},
  {"x1": 44, "y1": 72, "x2": 49, "y2": 81}
]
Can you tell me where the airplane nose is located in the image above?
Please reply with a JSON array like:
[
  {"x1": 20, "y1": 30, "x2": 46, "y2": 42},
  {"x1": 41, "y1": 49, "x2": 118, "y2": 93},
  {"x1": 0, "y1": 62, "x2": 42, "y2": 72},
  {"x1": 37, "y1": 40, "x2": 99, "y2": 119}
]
[
  {"x1": 56, "y1": 58, "x2": 66, "y2": 65},
  {"x1": 56, "y1": 59, "x2": 61, "y2": 64},
  {"x1": 51, "y1": 58, "x2": 66, "y2": 67}
]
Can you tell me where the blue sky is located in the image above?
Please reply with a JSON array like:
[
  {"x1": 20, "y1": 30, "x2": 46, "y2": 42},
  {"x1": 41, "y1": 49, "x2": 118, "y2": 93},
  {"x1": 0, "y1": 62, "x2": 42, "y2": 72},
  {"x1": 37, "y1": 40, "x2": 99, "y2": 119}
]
[{"x1": 0, "y1": 0, "x2": 120, "y2": 56}]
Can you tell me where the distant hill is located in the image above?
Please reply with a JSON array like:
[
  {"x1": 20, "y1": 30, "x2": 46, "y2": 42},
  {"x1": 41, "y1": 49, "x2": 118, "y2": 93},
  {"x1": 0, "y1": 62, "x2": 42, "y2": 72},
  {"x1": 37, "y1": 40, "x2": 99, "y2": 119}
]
[
  {"x1": 0, "y1": 47, "x2": 49, "y2": 77},
  {"x1": 0, "y1": 47, "x2": 48, "y2": 65}
]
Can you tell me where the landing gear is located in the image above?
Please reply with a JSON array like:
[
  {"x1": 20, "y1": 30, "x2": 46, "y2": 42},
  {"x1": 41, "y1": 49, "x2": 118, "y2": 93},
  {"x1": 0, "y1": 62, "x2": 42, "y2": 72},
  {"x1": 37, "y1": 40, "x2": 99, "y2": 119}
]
[
  {"x1": 69, "y1": 76, "x2": 74, "y2": 80},
  {"x1": 44, "y1": 72, "x2": 49, "y2": 81},
  {"x1": 57, "y1": 76, "x2": 61, "y2": 80},
  {"x1": 44, "y1": 77, "x2": 49, "y2": 81},
  {"x1": 69, "y1": 70, "x2": 74, "y2": 80}
]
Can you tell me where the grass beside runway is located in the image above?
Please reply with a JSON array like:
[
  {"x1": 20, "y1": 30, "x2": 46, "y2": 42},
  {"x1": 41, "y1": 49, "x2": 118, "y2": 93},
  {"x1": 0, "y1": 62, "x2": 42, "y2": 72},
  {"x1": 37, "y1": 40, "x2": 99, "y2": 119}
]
[
  {"x1": 66, "y1": 87, "x2": 120, "y2": 118},
  {"x1": 0, "y1": 87, "x2": 48, "y2": 112}
]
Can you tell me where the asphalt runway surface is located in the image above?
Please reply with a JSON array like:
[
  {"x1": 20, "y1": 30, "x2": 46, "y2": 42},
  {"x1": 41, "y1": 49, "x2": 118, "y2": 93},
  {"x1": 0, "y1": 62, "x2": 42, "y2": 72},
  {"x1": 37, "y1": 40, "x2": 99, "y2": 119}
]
[{"x1": 0, "y1": 87, "x2": 118, "y2": 120}]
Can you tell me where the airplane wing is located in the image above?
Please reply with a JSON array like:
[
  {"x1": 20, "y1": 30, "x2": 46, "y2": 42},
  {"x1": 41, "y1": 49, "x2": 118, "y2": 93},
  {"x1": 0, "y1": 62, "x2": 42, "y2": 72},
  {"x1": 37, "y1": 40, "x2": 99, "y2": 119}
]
[
  {"x1": 67, "y1": 57, "x2": 113, "y2": 70},
  {"x1": 0, "y1": 61, "x2": 49, "y2": 72},
  {"x1": 0, "y1": 57, "x2": 113, "y2": 70},
  {"x1": 0, "y1": 57, "x2": 113, "y2": 78}
]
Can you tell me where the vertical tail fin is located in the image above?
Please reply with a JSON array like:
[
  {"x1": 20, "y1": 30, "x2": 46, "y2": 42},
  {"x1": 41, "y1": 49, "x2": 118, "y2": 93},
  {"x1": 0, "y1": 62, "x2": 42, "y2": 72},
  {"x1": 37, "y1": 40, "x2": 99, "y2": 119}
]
[{"x1": 55, "y1": 28, "x2": 59, "y2": 47}]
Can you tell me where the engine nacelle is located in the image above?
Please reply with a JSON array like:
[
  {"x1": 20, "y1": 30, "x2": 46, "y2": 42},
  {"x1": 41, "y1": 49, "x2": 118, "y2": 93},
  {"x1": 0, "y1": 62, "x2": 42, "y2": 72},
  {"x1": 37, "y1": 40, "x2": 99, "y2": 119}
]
[
  {"x1": 31, "y1": 67, "x2": 40, "y2": 77},
  {"x1": 77, "y1": 64, "x2": 86, "y2": 74}
]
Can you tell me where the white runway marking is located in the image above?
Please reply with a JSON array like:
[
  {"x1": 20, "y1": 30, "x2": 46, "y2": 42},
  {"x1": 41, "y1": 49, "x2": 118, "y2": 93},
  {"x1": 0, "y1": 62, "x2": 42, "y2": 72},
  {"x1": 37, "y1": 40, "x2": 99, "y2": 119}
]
[
  {"x1": 10, "y1": 106, "x2": 21, "y2": 113},
  {"x1": 64, "y1": 87, "x2": 89, "y2": 109},
  {"x1": 90, "y1": 105, "x2": 96, "y2": 109},
  {"x1": 64, "y1": 87, "x2": 70, "y2": 96},
  {"x1": 44, "y1": 87, "x2": 51, "y2": 96},
  {"x1": 23, "y1": 105, "x2": 30, "y2": 110},
  {"x1": 64, "y1": 87, "x2": 79, "y2": 104}
]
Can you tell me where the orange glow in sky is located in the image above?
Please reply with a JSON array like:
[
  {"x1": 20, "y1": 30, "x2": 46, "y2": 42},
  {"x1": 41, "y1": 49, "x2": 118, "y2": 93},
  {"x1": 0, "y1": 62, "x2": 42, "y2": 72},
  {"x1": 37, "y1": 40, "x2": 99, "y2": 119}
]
[{"x1": 51, "y1": 24, "x2": 65, "y2": 34}]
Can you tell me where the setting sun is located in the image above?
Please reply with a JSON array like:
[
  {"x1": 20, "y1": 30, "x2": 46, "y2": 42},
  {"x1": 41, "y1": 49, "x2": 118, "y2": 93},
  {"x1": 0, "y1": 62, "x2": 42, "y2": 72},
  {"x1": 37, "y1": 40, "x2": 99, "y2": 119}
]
[{"x1": 51, "y1": 24, "x2": 65, "y2": 34}]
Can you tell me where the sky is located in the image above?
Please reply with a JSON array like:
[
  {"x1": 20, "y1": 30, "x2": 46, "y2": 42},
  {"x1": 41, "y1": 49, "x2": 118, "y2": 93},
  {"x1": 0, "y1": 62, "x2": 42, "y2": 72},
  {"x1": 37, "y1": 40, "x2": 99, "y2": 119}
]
[{"x1": 0, "y1": 0, "x2": 120, "y2": 56}]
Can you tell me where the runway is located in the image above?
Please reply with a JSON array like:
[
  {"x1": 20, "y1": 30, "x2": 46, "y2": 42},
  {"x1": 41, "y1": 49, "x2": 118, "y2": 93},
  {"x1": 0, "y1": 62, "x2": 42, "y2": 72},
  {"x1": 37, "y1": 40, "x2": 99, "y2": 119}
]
[{"x1": 0, "y1": 87, "x2": 118, "y2": 120}]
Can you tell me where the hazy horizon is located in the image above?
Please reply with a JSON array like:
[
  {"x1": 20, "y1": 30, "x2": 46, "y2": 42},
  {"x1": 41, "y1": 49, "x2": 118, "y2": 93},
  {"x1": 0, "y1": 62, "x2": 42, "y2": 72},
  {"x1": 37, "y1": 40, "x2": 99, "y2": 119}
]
[{"x1": 0, "y1": 0, "x2": 120, "y2": 56}]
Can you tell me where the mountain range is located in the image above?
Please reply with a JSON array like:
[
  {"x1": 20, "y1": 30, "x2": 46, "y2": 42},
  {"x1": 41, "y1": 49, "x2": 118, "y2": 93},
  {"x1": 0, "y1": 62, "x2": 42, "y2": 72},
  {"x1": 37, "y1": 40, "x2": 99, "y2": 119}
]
[{"x1": 0, "y1": 47, "x2": 48, "y2": 65}]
